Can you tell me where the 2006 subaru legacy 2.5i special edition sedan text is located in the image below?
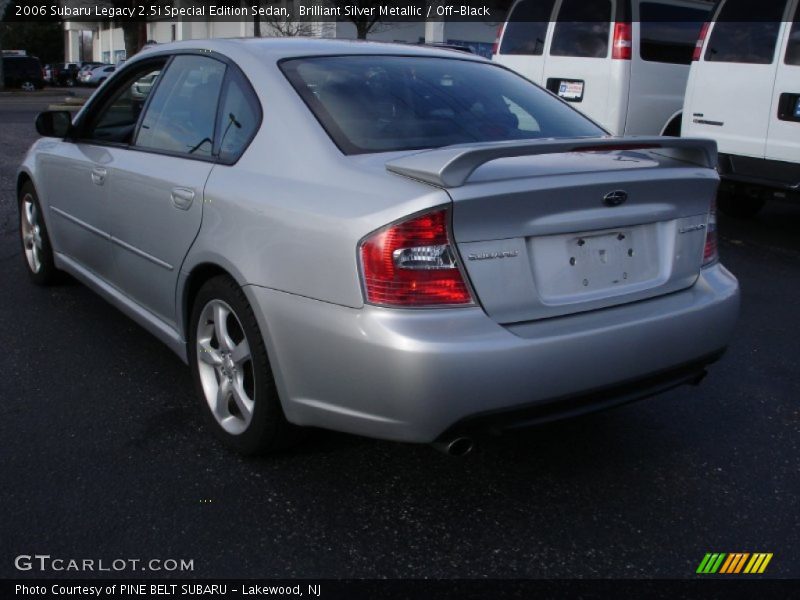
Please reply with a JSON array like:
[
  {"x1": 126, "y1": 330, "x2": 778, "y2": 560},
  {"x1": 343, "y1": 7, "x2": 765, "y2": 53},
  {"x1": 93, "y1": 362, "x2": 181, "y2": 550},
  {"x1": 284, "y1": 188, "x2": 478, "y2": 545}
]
[{"x1": 18, "y1": 39, "x2": 739, "y2": 456}]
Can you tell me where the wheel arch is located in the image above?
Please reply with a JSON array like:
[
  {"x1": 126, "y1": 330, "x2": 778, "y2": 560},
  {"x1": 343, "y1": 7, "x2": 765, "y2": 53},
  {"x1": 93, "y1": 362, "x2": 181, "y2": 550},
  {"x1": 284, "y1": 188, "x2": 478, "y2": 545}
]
[
  {"x1": 180, "y1": 262, "x2": 234, "y2": 344},
  {"x1": 17, "y1": 171, "x2": 33, "y2": 198},
  {"x1": 661, "y1": 112, "x2": 683, "y2": 137}
]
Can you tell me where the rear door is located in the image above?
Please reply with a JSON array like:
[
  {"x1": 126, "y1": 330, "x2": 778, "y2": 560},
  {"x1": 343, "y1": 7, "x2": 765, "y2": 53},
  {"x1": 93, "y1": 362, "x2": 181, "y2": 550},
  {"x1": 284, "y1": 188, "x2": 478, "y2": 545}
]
[
  {"x1": 684, "y1": 0, "x2": 788, "y2": 158},
  {"x1": 493, "y1": 0, "x2": 558, "y2": 83},
  {"x1": 766, "y1": 3, "x2": 800, "y2": 163},
  {"x1": 105, "y1": 54, "x2": 225, "y2": 326},
  {"x1": 542, "y1": 0, "x2": 623, "y2": 132}
]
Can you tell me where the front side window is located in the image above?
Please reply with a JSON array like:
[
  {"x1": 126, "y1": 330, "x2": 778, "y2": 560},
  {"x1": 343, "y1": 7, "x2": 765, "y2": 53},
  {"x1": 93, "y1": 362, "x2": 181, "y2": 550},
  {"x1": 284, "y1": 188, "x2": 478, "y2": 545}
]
[
  {"x1": 550, "y1": 0, "x2": 612, "y2": 58},
  {"x1": 704, "y1": 0, "x2": 786, "y2": 64},
  {"x1": 499, "y1": 0, "x2": 556, "y2": 56},
  {"x1": 639, "y1": 3, "x2": 712, "y2": 65},
  {"x1": 281, "y1": 55, "x2": 604, "y2": 155},
  {"x1": 81, "y1": 63, "x2": 164, "y2": 144},
  {"x1": 136, "y1": 55, "x2": 226, "y2": 157}
]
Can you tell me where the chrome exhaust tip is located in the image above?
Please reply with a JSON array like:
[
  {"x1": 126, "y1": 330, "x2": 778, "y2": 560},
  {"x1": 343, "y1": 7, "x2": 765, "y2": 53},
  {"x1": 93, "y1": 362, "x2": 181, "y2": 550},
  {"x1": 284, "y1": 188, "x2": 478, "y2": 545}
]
[{"x1": 433, "y1": 436, "x2": 475, "y2": 457}]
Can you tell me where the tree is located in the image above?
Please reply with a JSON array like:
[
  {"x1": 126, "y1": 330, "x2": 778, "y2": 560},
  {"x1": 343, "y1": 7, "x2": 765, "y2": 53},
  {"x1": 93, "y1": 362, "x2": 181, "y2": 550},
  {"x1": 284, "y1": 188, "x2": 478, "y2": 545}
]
[
  {"x1": 0, "y1": 0, "x2": 9, "y2": 91},
  {"x1": 252, "y1": 1, "x2": 314, "y2": 38},
  {"x1": 325, "y1": 0, "x2": 394, "y2": 39},
  {"x1": 0, "y1": 21, "x2": 64, "y2": 64}
]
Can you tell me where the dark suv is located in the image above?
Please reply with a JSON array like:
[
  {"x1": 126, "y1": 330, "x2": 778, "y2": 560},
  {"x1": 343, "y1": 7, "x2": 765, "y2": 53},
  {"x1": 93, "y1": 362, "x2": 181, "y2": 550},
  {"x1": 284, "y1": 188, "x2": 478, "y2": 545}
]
[{"x1": 2, "y1": 55, "x2": 44, "y2": 91}]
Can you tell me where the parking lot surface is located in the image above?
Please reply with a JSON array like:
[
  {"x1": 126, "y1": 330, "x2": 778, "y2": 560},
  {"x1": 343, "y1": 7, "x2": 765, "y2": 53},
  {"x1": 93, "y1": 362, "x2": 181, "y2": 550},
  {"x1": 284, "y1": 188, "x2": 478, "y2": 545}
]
[{"x1": 0, "y1": 93, "x2": 798, "y2": 578}]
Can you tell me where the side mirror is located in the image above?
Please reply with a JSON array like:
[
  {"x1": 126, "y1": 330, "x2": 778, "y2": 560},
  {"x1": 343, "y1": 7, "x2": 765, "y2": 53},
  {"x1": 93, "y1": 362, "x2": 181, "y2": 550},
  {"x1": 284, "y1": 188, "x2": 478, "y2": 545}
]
[{"x1": 35, "y1": 111, "x2": 73, "y2": 138}]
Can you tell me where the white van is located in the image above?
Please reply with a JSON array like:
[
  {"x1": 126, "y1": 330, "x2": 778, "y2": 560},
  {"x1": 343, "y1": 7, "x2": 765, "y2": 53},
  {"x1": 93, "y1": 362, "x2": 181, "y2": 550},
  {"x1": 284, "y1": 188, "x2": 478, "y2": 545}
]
[
  {"x1": 682, "y1": 0, "x2": 799, "y2": 217},
  {"x1": 493, "y1": 0, "x2": 713, "y2": 135}
]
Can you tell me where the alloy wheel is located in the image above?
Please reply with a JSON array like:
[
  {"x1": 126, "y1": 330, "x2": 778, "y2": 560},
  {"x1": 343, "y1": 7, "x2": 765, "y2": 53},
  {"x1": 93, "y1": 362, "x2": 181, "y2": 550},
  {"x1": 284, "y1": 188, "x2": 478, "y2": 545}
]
[
  {"x1": 20, "y1": 194, "x2": 43, "y2": 274},
  {"x1": 195, "y1": 299, "x2": 255, "y2": 435}
]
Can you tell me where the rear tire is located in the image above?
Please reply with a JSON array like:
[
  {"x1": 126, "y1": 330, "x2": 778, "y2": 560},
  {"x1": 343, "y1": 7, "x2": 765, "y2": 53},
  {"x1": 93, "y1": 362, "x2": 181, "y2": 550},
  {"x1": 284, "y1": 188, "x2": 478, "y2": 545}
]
[
  {"x1": 717, "y1": 187, "x2": 765, "y2": 219},
  {"x1": 188, "y1": 275, "x2": 301, "y2": 455},
  {"x1": 18, "y1": 182, "x2": 61, "y2": 285}
]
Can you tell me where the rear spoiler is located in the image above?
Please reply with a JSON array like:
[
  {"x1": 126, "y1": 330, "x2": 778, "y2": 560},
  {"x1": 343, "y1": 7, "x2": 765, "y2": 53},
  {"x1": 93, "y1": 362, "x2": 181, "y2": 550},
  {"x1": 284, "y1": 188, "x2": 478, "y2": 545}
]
[{"x1": 385, "y1": 137, "x2": 718, "y2": 188}]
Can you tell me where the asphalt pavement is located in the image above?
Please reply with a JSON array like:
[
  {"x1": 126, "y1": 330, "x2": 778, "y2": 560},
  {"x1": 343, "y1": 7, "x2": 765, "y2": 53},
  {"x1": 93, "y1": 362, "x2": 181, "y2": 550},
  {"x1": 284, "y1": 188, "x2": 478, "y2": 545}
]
[{"x1": 0, "y1": 93, "x2": 798, "y2": 580}]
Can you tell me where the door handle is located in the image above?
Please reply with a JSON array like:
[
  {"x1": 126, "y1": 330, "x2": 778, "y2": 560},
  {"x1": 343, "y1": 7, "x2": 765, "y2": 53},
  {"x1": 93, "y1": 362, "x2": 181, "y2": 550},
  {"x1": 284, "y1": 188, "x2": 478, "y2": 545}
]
[
  {"x1": 171, "y1": 187, "x2": 195, "y2": 210},
  {"x1": 90, "y1": 167, "x2": 107, "y2": 186}
]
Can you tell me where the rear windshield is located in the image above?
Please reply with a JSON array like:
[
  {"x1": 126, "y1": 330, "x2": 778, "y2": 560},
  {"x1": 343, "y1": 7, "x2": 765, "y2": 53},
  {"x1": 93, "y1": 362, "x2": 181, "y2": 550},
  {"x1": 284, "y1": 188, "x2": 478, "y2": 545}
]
[
  {"x1": 639, "y1": 3, "x2": 712, "y2": 65},
  {"x1": 704, "y1": 0, "x2": 787, "y2": 64},
  {"x1": 499, "y1": 0, "x2": 556, "y2": 56},
  {"x1": 550, "y1": 0, "x2": 612, "y2": 58},
  {"x1": 280, "y1": 55, "x2": 604, "y2": 155}
]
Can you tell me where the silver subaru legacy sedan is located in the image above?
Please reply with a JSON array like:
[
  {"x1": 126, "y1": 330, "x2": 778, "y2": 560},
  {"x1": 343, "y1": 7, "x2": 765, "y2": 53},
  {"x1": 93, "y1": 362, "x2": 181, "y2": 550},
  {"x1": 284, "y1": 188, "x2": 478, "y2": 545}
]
[{"x1": 18, "y1": 39, "x2": 739, "y2": 455}]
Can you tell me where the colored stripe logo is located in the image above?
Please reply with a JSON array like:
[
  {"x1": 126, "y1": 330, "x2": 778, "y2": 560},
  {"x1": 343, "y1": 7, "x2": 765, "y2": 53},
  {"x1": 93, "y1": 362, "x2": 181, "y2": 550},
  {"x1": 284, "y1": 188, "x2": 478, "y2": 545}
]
[{"x1": 697, "y1": 553, "x2": 773, "y2": 574}]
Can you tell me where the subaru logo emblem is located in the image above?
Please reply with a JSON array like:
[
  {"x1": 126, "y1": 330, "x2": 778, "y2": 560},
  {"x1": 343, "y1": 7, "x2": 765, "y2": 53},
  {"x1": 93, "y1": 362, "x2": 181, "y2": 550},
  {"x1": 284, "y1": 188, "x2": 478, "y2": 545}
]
[{"x1": 603, "y1": 190, "x2": 628, "y2": 207}]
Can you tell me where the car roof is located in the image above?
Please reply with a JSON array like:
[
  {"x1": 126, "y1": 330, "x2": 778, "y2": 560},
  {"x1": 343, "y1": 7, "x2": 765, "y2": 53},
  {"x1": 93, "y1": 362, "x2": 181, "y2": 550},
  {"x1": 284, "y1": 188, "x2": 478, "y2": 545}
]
[{"x1": 132, "y1": 37, "x2": 489, "y2": 65}]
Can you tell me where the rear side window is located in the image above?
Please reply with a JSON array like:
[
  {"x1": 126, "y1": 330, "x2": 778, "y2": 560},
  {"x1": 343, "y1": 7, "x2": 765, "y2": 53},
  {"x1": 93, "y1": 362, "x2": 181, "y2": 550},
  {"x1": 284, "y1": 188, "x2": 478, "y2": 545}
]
[
  {"x1": 787, "y1": 11, "x2": 800, "y2": 66},
  {"x1": 704, "y1": 0, "x2": 787, "y2": 64},
  {"x1": 499, "y1": 0, "x2": 556, "y2": 56},
  {"x1": 639, "y1": 3, "x2": 712, "y2": 65},
  {"x1": 550, "y1": 0, "x2": 612, "y2": 58},
  {"x1": 281, "y1": 55, "x2": 604, "y2": 155},
  {"x1": 216, "y1": 71, "x2": 261, "y2": 162},
  {"x1": 136, "y1": 55, "x2": 226, "y2": 157}
]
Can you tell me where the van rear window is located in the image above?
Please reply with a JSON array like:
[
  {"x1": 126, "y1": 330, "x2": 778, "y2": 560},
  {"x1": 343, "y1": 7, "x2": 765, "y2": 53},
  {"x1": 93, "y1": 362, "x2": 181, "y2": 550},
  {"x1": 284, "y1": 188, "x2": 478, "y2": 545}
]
[
  {"x1": 499, "y1": 0, "x2": 556, "y2": 56},
  {"x1": 639, "y1": 3, "x2": 712, "y2": 65},
  {"x1": 550, "y1": 0, "x2": 612, "y2": 58},
  {"x1": 786, "y1": 13, "x2": 800, "y2": 65},
  {"x1": 704, "y1": 0, "x2": 786, "y2": 64}
]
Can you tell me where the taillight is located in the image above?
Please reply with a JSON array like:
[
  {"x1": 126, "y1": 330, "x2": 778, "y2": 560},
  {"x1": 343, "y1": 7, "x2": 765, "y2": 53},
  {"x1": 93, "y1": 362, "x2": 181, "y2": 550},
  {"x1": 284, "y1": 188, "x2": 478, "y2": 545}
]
[
  {"x1": 359, "y1": 208, "x2": 474, "y2": 307},
  {"x1": 612, "y1": 22, "x2": 632, "y2": 60},
  {"x1": 703, "y1": 197, "x2": 718, "y2": 266},
  {"x1": 693, "y1": 22, "x2": 710, "y2": 61},
  {"x1": 492, "y1": 23, "x2": 506, "y2": 56}
]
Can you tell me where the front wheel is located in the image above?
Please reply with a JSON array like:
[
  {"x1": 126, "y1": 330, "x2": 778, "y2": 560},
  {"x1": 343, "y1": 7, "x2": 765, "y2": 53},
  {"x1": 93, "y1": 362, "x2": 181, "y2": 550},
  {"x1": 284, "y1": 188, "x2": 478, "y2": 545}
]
[
  {"x1": 19, "y1": 182, "x2": 60, "y2": 285},
  {"x1": 189, "y1": 275, "x2": 300, "y2": 455},
  {"x1": 20, "y1": 81, "x2": 36, "y2": 92}
]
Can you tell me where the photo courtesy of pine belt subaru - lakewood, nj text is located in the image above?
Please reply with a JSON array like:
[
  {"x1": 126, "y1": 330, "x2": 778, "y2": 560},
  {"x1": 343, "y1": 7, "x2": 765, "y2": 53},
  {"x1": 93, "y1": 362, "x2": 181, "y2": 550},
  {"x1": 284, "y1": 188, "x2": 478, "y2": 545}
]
[{"x1": 18, "y1": 39, "x2": 739, "y2": 456}]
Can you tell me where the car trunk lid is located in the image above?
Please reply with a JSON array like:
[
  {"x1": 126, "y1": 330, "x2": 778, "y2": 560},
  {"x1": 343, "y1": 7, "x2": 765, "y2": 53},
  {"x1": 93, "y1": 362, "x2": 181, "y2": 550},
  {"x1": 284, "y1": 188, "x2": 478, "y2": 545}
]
[{"x1": 386, "y1": 137, "x2": 718, "y2": 323}]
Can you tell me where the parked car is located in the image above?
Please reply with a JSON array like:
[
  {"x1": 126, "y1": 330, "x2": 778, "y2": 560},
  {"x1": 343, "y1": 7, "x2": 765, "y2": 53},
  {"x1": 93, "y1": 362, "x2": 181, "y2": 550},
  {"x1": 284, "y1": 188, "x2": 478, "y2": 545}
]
[
  {"x1": 19, "y1": 39, "x2": 739, "y2": 455},
  {"x1": 493, "y1": 0, "x2": 712, "y2": 135},
  {"x1": 2, "y1": 55, "x2": 44, "y2": 91},
  {"x1": 79, "y1": 64, "x2": 115, "y2": 86},
  {"x1": 682, "y1": 0, "x2": 799, "y2": 217},
  {"x1": 131, "y1": 71, "x2": 159, "y2": 99},
  {"x1": 53, "y1": 62, "x2": 81, "y2": 87}
]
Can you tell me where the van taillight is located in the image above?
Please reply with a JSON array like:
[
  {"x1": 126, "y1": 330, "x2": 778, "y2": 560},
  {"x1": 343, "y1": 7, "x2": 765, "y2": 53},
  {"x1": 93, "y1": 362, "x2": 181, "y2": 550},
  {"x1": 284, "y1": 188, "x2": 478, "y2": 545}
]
[
  {"x1": 359, "y1": 208, "x2": 474, "y2": 307},
  {"x1": 693, "y1": 22, "x2": 710, "y2": 61},
  {"x1": 703, "y1": 197, "x2": 718, "y2": 266},
  {"x1": 492, "y1": 23, "x2": 506, "y2": 56},
  {"x1": 612, "y1": 22, "x2": 632, "y2": 60}
]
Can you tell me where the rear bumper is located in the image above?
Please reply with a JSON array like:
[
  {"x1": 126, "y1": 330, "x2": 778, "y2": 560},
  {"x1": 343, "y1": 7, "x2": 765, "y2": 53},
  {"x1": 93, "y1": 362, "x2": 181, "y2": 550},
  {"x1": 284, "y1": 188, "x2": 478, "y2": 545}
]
[
  {"x1": 718, "y1": 153, "x2": 800, "y2": 194},
  {"x1": 244, "y1": 263, "x2": 739, "y2": 444}
]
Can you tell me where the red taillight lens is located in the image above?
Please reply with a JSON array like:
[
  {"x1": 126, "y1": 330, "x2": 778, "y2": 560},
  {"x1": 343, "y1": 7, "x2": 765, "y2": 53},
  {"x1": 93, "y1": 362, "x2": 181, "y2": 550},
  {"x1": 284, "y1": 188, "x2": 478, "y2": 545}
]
[
  {"x1": 492, "y1": 23, "x2": 506, "y2": 56},
  {"x1": 693, "y1": 22, "x2": 710, "y2": 61},
  {"x1": 703, "y1": 197, "x2": 718, "y2": 266},
  {"x1": 612, "y1": 22, "x2": 632, "y2": 60},
  {"x1": 359, "y1": 208, "x2": 474, "y2": 307}
]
